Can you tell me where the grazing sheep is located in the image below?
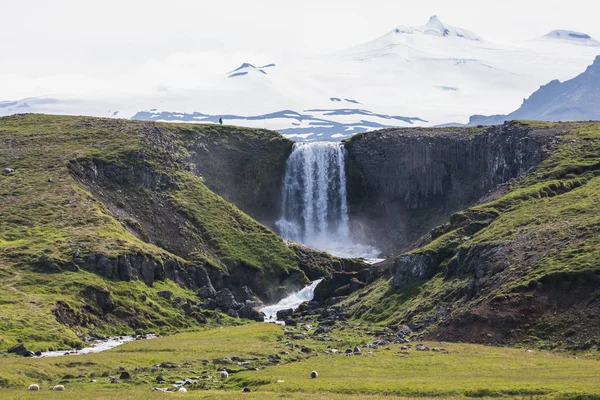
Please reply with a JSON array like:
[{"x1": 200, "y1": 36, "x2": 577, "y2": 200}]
[
  {"x1": 310, "y1": 370, "x2": 318, "y2": 379},
  {"x1": 28, "y1": 384, "x2": 40, "y2": 391},
  {"x1": 177, "y1": 387, "x2": 187, "y2": 393},
  {"x1": 52, "y1": 385, "x2": 65, "y2": 391},
  {"x1": 220, "y1": 370, "x2": 229, "y2": 379}
]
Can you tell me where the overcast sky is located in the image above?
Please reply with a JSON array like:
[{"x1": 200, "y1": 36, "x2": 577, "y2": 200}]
[{"x1": 1, "y1": 0, "x2": 599, "y2": 97}]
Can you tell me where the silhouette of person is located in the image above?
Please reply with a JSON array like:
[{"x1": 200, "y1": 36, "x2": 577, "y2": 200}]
[{"x1": 219, "y1": 117, "x2": 223, "y2": 125}]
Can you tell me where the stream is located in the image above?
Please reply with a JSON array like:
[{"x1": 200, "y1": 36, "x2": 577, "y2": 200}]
[{"x1": 39, "y1": 335, "x2": 157, "y2": 358}]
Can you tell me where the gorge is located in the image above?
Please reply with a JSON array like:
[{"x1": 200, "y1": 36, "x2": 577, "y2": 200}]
[{"x1": 1, "y1": 114, "x2": 598, "y2": 356}]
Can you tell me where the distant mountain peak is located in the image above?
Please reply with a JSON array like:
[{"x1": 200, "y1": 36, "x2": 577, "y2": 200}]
[
  {"x1": 543, "y1": 30, "x2": 599, "y2": 45},
  {"x1": 228, "y1": 63, "x2": 276, "y2": 78},
  {"x1": 392, "y1": 15, "x2": 482, "y2": 41}
]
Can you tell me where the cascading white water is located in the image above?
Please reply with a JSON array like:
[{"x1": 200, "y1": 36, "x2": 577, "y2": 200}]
[
  {"x1": 276, "y1": 142, "x2": 379, "y2": 259},
  {"x1": 260, "y1": 279, "x2": 323, "y2": 322}
]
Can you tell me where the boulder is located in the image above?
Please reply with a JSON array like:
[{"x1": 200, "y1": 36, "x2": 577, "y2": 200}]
[
  {"x1": 197, "y1": 285, "x2": 217, "y2": 299},
  {"x1": 181, "y1": 302, "x2": 194, "y2": 315},
  {"x1": 157, "y1": 291, "x2": 173, "y2": 299},
  {"x1": 226, "y1": 309, "x2": 239, "y2": 318},
  {"x1": 3, "y1": 168, "x2": 14, "y2": 174},
  {"x1": 216, "y1": 288, "x2": 238, "y2": 311},
  {"x1": 119, "y1": 371, "x2": 131, "y2": 380},
  {"x1": 391, "y1": 252, "x2": 438, "y2": 290},
  {"x1": 238, "y1": 303, "x2": 264, "y2": 322},
  {"x1": 8, "y1": 344, "x2": 34, "y2": 357},
  {"x1": 276, "y1": 308, "x2": 294, "y2": 320},
  {"x1": 202, "y1": 298, "x2": 217, "y2": 311}
]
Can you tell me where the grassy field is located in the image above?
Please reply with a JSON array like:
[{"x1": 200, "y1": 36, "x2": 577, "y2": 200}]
[{"x1": 1, "y1": 324, "x2": 600, "y2": 399}]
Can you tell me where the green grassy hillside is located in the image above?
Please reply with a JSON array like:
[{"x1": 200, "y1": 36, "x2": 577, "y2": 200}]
[
  {"x1": 0, "y1": 114, "x2": 346, "y2": 350},
  {"x1": 348, "y1": 121, "x2": 600, "y2": 348}
]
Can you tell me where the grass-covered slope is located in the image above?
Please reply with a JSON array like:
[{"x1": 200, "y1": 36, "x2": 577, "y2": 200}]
[
  {"x1": 0, "y1": 114, "x2": 316, "y2": 349},
  {"x1": 349, "y1": 121, "x2": 600, "y2": 348}
]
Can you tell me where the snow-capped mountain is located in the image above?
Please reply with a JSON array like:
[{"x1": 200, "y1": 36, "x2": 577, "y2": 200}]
[
  {"x1": 469, "y1": 55, "x2": 600, "y2": 125},
  {"x1": 228, "y1": 63, "x2": 276, "y2": 78},
  {"x1": 2, "y1": 16, "x2": 600, "y2": 140}
]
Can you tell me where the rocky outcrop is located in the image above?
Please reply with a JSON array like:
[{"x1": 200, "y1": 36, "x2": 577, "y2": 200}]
[
  {"x1": 344, "y1": 122, "x2": 564, "y2": 253},
  {"x1": 313, "y1": 271, "x2": 369, "y2": 303},
  {"x1": 391, "y1": 252, "x2": 438, "y2": 290}
]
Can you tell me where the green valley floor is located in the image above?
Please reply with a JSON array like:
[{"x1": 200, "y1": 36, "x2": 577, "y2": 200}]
[{"x1": 1, "y1": 323, "x2": 599, "y2": 399}]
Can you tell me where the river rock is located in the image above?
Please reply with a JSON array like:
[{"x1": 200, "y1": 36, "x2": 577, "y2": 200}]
[
  {"x1": 276, "y1": 308, "x2": 294, "y2": 320},
  {"x1": 238, "y1": 303, "x2": 264, "y2": 321},
  {"x1": 8, "y1": 344, "x2": 34, "y2": 357}
]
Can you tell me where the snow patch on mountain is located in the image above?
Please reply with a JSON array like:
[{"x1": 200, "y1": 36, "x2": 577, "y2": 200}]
[
  {"x1": 542, "y1": 30, "x2": 600, "y2": 45},
  {"x1": 132, "y1": 108, "x2": 426, "y2": 141}
]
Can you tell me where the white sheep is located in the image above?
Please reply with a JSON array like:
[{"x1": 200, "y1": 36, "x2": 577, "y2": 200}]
[
  {"x1": 52, "y1": 385, "x2": 65, "y2": 391},
  {"x1": 310, "y1": 370, "x2": 318, "y2": 379},
  {"x1": 28, "y1": 384, "x2": 40, "y2": 391},
  {"x1": 220, "y1": 370, "x2": 229, "y2": 379},
  {"x1": 177, "y1": 387, "x2": 187, "y2": 393}
]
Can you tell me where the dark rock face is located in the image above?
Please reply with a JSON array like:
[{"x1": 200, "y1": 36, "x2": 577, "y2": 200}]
[
  {"x1": 313, "y1": 271, "x2": 369, "y2": 303},
  {"x1": 345, "y1": 123, "x2": 560, "y2": 253},
  {"x1": 391, "y1": 252, "x2": 438, "y2": 290}
]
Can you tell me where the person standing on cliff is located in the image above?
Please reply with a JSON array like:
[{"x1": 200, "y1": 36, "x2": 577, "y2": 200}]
[{"x1": 219, "y1": 117, "x2": 223, "y2": 125}]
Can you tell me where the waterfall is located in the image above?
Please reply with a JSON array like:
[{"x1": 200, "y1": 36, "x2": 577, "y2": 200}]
[
  {"x1": 276, "y1": 142, "x2": 379, "y2": 259},
  {"x1": 260, "y1": 279, "x2": 323, "y2": 322}
]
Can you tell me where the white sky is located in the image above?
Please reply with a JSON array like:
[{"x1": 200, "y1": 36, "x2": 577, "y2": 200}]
[{"x1": 1, "y1": 0, "x2": 599, "y2": 97}]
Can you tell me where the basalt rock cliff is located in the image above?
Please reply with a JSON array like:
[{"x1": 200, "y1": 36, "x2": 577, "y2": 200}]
[
  {"x1": 344, "y1": 122, "x2": 563, "y2": 253},
  {"x1": 341, "y1": 121, "x2": 600, "y2": 349}
]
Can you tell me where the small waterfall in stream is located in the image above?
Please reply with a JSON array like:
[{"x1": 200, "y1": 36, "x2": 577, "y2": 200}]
[
  {"x1": 276, "y1": 142, "x2": 380, "y2": 259},
  {"x1": 260, "y1": 279, "x2": 323, "y2": 322}
]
